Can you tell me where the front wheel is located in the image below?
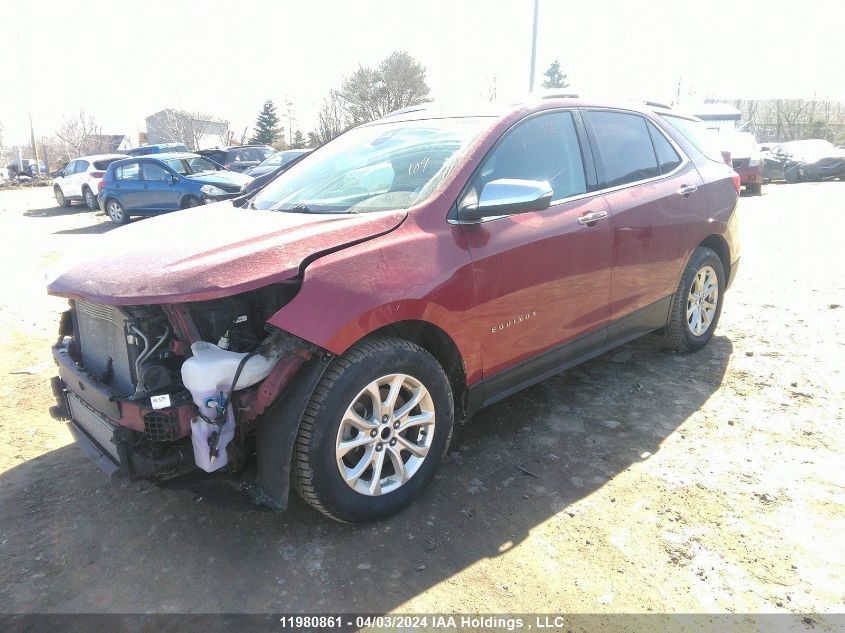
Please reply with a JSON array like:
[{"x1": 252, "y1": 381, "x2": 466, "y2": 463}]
[
  {"x1": 664, "y1": 247, "x2": 725, "y2": 352},
  {"x1": 54, "y1": 186, "x2": 70, "y2": 207},
  {"x1": 105, "y1": 198, "x2": 128, "y2": 225},
  {"x1": 293, "y1": 337, "x2": 454, "y2": 523},
  {"x1": 182, "y1": 195, "x2": 201, "y2": 209}
]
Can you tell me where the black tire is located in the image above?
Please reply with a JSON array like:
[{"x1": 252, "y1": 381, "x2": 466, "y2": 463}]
[
  {"x1": 54, "y1": 186, "x2": 70, "y2": 207},
  {"x1": 747, "y1": 182, "x2": 762, "y2": 195},
  {"x1": 82, "y1": 186, "x2": 98, "y2": 210},
  {"x1": 664, "y1": 247, "x2": 725, "y2": 352},
  {"x1": 293, "y1": 337, "x2": 454, "y2": 523},
  {"x1": 182, "y1": 195, "x2": 201, "y2": 209},
  {"x1": 105, "y1": 198, "x2": 128, "y2": 225},
  {"x1": 785, "y1": 166, "x2": 800, "y2": 184}
]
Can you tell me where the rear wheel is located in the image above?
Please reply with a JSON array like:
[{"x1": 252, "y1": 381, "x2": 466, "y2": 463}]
[
  {"x1": 54, "y1": 186, "x2": 70, "y2": 207},
  {"x1": 747, "y1": 182, "x2": 762, "y2": 195},
  {"x1": 665, "y1": 247, "x2": 725, "y2": 352},
  {"x1": 293, "y1": 337, "x2": 453, "y2": 523},
  {"x1": 105, "y1": 198, "x2": 128, "y2": 225},
  {"x1": 83, "y1": 187, "x2": 98, "y2": 210}
]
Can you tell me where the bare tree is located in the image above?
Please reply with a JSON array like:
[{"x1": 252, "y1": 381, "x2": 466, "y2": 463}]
[
  {"x1": 55, "y1": 111, "x2": 106, "y2": 157},
  {"x1": 339, "y1": 51, "x2": 431, "y2": 125},
  {"x1": 314, "y1": 91, "x2": 349, "y2": 145}
]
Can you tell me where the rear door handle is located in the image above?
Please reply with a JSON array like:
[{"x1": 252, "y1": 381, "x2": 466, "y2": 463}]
[
  {"x1": 679, "y1": 184, "x2": 698, "y2": 196},
  {"x1": 577, "y1": 210, "x2": 608, "y2": 225}
]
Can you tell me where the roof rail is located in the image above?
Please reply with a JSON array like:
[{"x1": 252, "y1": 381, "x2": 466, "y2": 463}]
[
  {"x1": 540, "y1": 91, "x2": 580, "y2": 99},
  {"x1": 383, "y1": 104, "x2": 431, "y2": 118},
  {"x1": 643, "y1": 100, "x2": 672, "y2": 110}
]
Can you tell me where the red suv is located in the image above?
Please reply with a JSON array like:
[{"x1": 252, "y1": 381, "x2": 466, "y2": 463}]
[{"x1": 48, "y1": 98, "x2": 740, "y2": 522}]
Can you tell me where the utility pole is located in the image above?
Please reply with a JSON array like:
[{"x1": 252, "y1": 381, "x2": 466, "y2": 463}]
[
  {"x1": 28, "y1": 111, "x2": 41, "y2": 176},
  {"x1": 285, "y1": 100, "x2": 294, "y2": 149},
  {"x1": 529, "y1": 0, "x2": 539, "y2": 92}
]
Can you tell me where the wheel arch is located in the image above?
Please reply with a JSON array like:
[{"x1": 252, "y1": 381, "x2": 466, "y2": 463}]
[
  {"x1": 698, "y1": 234, "x2": 731, "y2": 284},
  {"x1": 180, "y1": 193, "x2": 201, "y2": 208},
  {"x1": 364, "y1": 320, "x2": 468, "y2": 422}
]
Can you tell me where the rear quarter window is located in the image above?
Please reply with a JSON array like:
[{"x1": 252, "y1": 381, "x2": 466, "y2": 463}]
[
  {"x1": 115, "y1": 163, "x2": 140, "y2": 180},
  {"x1": 660, "y1": 114, "x2": 726, "y2": 164}
]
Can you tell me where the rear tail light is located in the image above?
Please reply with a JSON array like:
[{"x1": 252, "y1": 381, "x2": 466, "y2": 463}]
[
  {"x1": 90, "y1": 171, "x2": 105, "y2": 179},
  {"x1": 731, "y1": 171, "x2": 741, "y2": 194},
  {"x1": 97, "y1": 180, "x2": 106, "y2": 192},
  {"x1": 223, "y1": 163, "x2": 231, "y2": 169}
]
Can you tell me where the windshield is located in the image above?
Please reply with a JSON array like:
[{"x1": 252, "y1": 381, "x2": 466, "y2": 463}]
[
  {"x1": 163, "y1": 156, "x2": 220, "y2": 175},
  {"x1": 252, "y1": 117, "x2": 492, "y2": 213},
  {"x1": 784, "y1": 139, "x2": 836, "y2": 158}
]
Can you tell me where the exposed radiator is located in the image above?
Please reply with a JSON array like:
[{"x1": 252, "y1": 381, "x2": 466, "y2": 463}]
[{"x1": 75, "y1": 301, "x2": 135, "y2": 396}]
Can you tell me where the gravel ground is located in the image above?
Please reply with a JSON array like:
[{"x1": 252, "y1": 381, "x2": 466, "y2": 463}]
[{"x1": 0, "y1": 183, "x2": 843, "y2": 629}]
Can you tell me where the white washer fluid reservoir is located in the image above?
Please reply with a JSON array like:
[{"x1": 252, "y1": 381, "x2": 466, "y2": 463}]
[{"x1": 181, "y1": 341, "x2": 281, "y2": 472}]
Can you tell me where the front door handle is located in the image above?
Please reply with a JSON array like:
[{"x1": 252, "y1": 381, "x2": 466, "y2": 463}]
[
  {"x1": 577, "y1": 210, "x2": 608, "y2": 225},
  {"x1": 679, "y1": 184, "x2": 698, "y2": 196}
]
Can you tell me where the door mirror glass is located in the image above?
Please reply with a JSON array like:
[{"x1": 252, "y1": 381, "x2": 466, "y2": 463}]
[{"x1": 463, "y1": 179, "x2": 553, "y2": 220}]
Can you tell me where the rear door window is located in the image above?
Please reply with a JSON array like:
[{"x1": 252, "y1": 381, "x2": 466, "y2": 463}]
[
  {"x1": 647, "y1": 121, "x2": 683, "y2": 174},
  {"x1": 587, "y1": 111, "x2": 660, "y2": 187},
  {"x1": 75, "y1": 160, "x2": 90, "y2": 174},
  {"x1": 115, "y1": 163, "x2": 140, "y2": 180},
  {"x1": 465, "y1": 111, "x2": 587, "y2": 204}
]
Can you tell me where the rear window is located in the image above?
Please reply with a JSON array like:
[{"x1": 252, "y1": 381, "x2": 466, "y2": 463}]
[
  {"x1": 93, "y1": 158, "x2": 122, "y2": 170},
  {"x1": 660, "y1": 115, "x2": 726, "y2": 163},
  {"x1": 589, "y1": 111, "x2": 660, "y2": 187}
]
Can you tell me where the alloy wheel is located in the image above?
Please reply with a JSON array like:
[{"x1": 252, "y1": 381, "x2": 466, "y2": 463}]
[
  {"x1": 335, "y1": 373, "x2": 435, "y2": 496},
  {"x1": 687, "y1": 265, "x2": 719, "y2": 336},
  {"x1": 85, "y1": 189, "x2": 97, "y2": 209},
  {"x1": 107, "y1": 200, "x2": 124, "y2": 223}
]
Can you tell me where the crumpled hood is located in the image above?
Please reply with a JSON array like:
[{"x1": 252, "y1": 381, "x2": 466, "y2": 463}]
[{"x1": 48, "y1": 202, "x2": 406, "y2": 305}]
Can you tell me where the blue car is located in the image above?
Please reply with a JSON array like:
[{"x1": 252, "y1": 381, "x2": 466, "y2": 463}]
[{"x1": 98, "y1": 153, "x2": 253, "y2": 224}]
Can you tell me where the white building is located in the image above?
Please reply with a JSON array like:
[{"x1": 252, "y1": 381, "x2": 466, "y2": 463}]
[{"x1": 145, "y1": 109, "x2": 228, "y2": 150}]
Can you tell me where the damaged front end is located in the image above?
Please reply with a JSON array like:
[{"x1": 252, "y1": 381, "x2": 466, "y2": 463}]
[{"x1": 50, "y1": 284, "x2": 331, "y2": 510}]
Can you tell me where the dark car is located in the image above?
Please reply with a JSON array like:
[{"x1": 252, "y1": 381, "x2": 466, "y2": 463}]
[
  {"x1": 127, "y1": 143, "x2": 190, "y2": 157},
  {"x1": 242, "y1": 149, "x2": 313, "y2": 195},
  {"x1": 245, "y1": 149, "x2": 312, "y2": 178},
  {"x1": 722, "y1": 132, "x2": 764, "y2": 194},
  {"x1": 49, "y1": 98, "x2": 739, "y2": 522},
  {"x1": 763, "y1": 139, "x2": 845, "y2": 183},
  {"x1": 97, "y1": 153, "x2": 253, "y2": 224},
  {"x1": 196, "y1": 145, "x2": 276, "y2": 172}
]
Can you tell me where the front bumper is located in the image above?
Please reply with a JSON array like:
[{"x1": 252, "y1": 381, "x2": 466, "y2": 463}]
[{"x1": 51, "y1": 340, "x2": 196, "y2": 479}]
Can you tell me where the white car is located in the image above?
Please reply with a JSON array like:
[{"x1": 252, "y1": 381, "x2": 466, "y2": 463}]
[{"x1": 53, "y1": 154, "x2": 127, "y2": 209}]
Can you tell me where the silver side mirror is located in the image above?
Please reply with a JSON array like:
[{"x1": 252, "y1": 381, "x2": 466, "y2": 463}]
[{"x1": 462, "y1": 178, "x2": 553, "y2": 221}]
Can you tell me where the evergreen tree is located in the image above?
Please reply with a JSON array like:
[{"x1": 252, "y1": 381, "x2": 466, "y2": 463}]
[
  {"x1": 542, "y1": 60, "x2": 570, "y2": 89},
  {"x1": 291, "y1": 130, "x2": 306, "y2": 149},
  {"x1": 249, "y1": 100, "x2": 281, "y2": 145}
]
